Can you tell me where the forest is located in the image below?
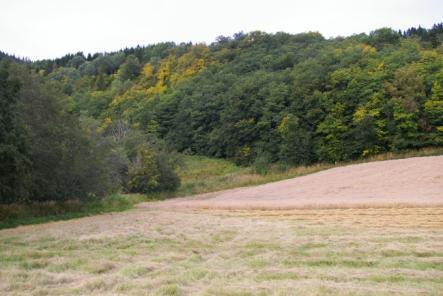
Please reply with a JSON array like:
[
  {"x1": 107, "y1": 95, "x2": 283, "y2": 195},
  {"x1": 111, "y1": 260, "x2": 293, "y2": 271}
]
[{"x1": 1, "y1": 23, "x2": 442, "y2": 204}]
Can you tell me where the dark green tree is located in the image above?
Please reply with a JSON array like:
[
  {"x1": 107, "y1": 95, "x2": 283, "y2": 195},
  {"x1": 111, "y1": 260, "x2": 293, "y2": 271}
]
[
  {"x1": 0, "y1": 62, "x2": 30, "y2": 203},
  {"x1": 118, "y1": 55, "x2": 141, "y2": 81}
]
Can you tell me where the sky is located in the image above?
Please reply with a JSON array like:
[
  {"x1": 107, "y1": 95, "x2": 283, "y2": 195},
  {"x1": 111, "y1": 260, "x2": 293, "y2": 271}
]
[{"x1": 1, "y1": 0, "x2": 442, "y2": 60}]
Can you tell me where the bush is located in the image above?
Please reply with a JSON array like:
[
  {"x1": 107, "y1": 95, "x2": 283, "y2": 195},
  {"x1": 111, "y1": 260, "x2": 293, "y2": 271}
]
[
  {"x1": 128, "y1": 146, "x2": 159, "y2": 194},
  {"x1": 127, "y1": 145, "x2": 180, "y2": 194},
  {"x1": 253, "y1": 151, "x2": 272, "y2": 175},
  {"x1": 155, "y1": 152, "x2": 181, "y2": 191}
]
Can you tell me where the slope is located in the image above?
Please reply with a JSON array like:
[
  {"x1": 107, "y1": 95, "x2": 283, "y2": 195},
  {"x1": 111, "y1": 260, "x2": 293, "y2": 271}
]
[{"x1": 146, "y1": 156, "x2": 443, "y2": 209}]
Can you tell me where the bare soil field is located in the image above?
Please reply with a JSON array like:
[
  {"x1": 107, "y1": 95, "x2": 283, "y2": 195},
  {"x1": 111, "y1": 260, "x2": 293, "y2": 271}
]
[
  {"x1": 1, "y1": 156, "x2": 442, "y2": 295},
  {"x1": 146, "y1": 156, "x2": 443, "y2": 210}
]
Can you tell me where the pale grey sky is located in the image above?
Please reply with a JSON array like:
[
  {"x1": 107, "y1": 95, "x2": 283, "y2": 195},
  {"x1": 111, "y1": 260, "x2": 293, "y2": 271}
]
[{"x1": 1, "y1": 0, "x2": 442, "y2": 60}]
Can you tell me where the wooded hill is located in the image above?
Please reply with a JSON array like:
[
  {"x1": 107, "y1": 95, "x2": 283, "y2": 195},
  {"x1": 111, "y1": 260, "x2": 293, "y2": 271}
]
[{"x1": 1, "y1": 24, "x2": 442, "y2": 202}]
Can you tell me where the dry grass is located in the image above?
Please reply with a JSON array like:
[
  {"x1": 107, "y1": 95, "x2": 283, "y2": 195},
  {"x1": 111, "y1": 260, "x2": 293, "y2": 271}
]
[
  {"x1": 1, "y1": 151, "x2": 442, "y2": 294},
  {"x1": 148, "y1": 155, "x2": 443, "y2": 212},
  {"x1": 1, "y1": 206, "x2": 442, "y2": 295},
  {"x1": 173, "y1": 147, "x2": 443, "y2": 198}
]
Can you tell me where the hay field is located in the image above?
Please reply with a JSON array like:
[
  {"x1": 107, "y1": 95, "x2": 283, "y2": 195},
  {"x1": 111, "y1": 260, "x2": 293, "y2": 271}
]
[{"x1": 1, "y1": 156, "x2": 442, "y2": 295}]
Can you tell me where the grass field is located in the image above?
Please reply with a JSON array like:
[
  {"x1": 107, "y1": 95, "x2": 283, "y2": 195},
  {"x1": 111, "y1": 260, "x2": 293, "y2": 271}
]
[{"x1": 1, "y1": 207, "x2": 442, "y2": 295}]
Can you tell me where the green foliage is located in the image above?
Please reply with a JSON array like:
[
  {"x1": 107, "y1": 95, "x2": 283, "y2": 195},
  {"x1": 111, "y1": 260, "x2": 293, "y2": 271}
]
[
  {"x1": 2, "y1": 23, "x2": 442, "y2": 205},
  {"x1": 424, "y1": 81, "x2": 443, "y2": 144},
  {"x1": 0, "y1": 61, "x2": 30, "y2": 202},
  {"x1": 117, "y1": 55, "x2": 140, "y2": 81},
  {"x1": 0, "y1": 63, "x2": 118, "y2": 204},
  {"x1": 11, "y1": 65, "x2": 115, "y2": 201},
  {"x1": 253, "y1": 151, "x2": 272, "y2": 175},
  {"x1": 369, "y1": 28, "x2": 401, "y2": 49},
  {"x1": 278, "y1": 114, "x2": 314, "y2": 165},
  {"x1": 127, "y1": 144, "x2": 180, "y2": 194},
  {"x1": 385, "y1": 65, "x2": 426, "y2": 149},
  {"x1": 0, "y1": 59, "x2": 181, "y2": 204},
  {"x1": 89, "y1": 25, "x2": 438, "y2": 165},
  {"x1": 154, "y1": 151, "x2": 181, "y2": 192},
  {"x1": 128, "y1": 146, "x2": 159, "y2": 193},
  {"x1": 0, "y1": 194, "x2": 133, "y2": 229},
  {"x1": 316, "y1": 103, "x2": 349, "y2": 162}
]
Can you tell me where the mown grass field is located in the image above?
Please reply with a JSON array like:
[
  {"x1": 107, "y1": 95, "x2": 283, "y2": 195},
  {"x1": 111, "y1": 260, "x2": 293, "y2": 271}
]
[
  {"x1": 174, "y1": 147, "x2": 443, "y2": 197},
  {"x1": 0, "y1": 207, "x2": 442, "y2": 295}
]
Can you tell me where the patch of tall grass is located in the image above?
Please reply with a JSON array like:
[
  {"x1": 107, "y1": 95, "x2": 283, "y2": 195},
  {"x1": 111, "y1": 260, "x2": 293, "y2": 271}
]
[{"x1": 0, "y1": 195, "x2": 133, "y2": 229}]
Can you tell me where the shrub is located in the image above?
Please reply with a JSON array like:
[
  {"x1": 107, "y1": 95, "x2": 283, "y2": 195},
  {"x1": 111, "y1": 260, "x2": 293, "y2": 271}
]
[
  {"x1": 253, "y1": 151, "x2": 271, "y2": 175},
  {"x1": 127, "y1": 145, "x2": 181, "y2": 194},
  {"x1": 155, "y1": 152, "x2": 180, "y2": 191},
  {"x1": 128, "y1": 146, "x2": 159, "y2": 194}
]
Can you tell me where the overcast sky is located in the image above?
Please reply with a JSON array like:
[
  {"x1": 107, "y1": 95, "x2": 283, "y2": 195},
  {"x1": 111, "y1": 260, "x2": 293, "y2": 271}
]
[{"x1": 1, "y1": 0, "x2": 442, "y2": 60}]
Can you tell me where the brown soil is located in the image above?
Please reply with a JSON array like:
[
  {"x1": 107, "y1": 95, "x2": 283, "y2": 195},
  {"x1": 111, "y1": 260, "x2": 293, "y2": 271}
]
[{"x1": 143, "y1": 156, "x2": 443, "y2": 210}]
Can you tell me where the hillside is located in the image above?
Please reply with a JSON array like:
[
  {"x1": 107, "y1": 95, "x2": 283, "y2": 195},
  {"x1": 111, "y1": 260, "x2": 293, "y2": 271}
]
[
  {"x1": 20, "y1": 24, "x2": 443, "y2": 167},
  {"x1": 150, "y1": 156, "x2": 443, "y2": 210},
  {"x1": 1, "y1": 23, "x2": 443, "y2": 207}
]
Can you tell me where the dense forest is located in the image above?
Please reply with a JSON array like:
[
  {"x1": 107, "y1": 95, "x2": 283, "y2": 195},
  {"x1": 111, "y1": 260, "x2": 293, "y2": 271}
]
[{"x1": 1, "y1": 24, "x2": 442, "y2": 203}]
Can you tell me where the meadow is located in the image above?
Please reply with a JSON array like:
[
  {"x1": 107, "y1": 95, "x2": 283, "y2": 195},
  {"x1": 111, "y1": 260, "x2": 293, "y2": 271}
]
[
  {"x1": 0, "y1": 207, "x2": 442, "y2": 295},
  {"x1": 1, "y1": 150, "x2": 442, "y2": 295}
]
